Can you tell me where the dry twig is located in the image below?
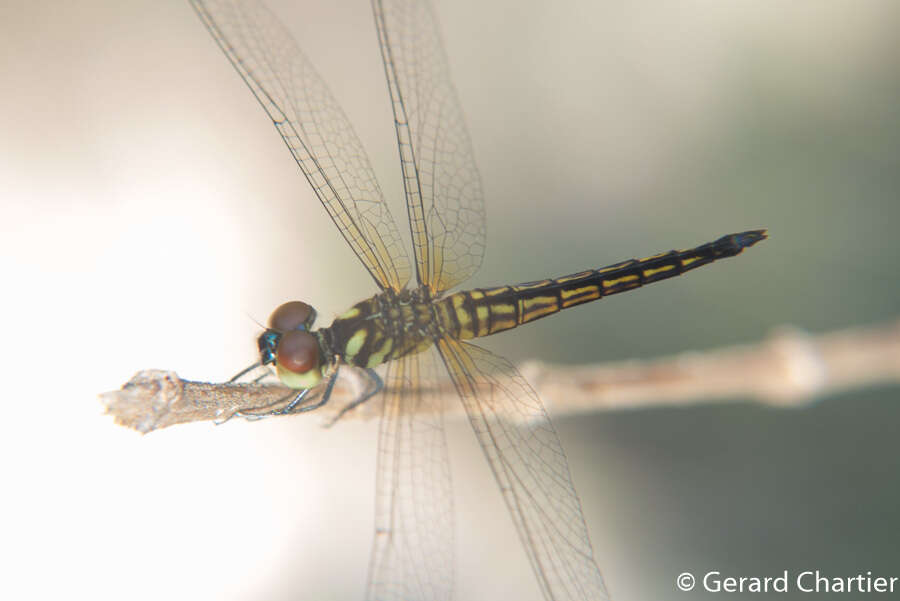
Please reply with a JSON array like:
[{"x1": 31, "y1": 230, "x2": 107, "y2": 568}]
[{"x1": 101, "y1": 320, "x2": 900, "y2": 433}]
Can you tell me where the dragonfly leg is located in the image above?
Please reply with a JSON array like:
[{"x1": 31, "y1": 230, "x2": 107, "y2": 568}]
[
  {"x1": 324, "y1": 367, "x2": 383, "y2": 428},
  {"x1": 213, "y1": 388, "x2": 296, "y2": 425},
  {"x1": 227, "y1": 361, "x2": 263, "y2": 383},
  {"x1": 278, "y1": 368, "x2": 339, "y2": 415},
  {"x1": 216, "y1": 368, "x2": 338, "y2": 425},
  {"x1": 251, "y1": 371, "x2": 271, "y2": 384}
]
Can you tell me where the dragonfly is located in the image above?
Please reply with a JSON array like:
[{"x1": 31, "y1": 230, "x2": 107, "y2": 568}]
[{"x1": 188, "y1": 0, "x2": 766, "y2": 599}]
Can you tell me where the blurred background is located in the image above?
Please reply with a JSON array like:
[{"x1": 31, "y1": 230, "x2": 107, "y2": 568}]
[{"x1": 2, "y1": 0, "x2": 898, "y2": 599}]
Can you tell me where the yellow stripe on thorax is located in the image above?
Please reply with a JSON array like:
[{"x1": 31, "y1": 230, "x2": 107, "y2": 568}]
[{"x1": 344, "y1": 328, "x2": 367, "y2": 363}]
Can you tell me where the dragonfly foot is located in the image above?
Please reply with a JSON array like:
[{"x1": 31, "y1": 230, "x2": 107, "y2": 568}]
[{"x1": 323, "y1": 368, "x2": 383, "y2": 428}]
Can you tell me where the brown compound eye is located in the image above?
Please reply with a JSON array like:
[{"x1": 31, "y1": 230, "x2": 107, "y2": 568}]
[
  {"x1": 268, "y1": 301, "x2": 315, "y2": 332},
  {"x1": 276, "y1": 330, "x2": 320, "y2": 374}
]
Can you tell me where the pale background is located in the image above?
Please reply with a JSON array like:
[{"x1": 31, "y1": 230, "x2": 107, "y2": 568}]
[{"x1": 2, "y1": 0, "x2": 899, "y2": 600}]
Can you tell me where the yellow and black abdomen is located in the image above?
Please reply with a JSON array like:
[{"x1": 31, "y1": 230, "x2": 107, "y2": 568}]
[{"x1": 435, "y1": 230, "x2": 766, "y2": 340}]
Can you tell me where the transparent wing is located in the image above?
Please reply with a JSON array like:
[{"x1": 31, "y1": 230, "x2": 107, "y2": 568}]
[
  {"x1": 436, "y1": 338, "x2": 610, "y2": 601},
  {"x1": 189, "y1": 0, "x2": 410, "y2": 291},
  {"x1": 372, "y1": 0, "x2": 486, "y2": 294},
  {"x1": 367, "y1": 349, "x2": 455, "y2": 600}
]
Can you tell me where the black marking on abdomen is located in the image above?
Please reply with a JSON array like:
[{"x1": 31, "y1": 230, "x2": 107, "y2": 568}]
[{"x1": 437, "y1": 230, "x2": 766, "y2": 339}]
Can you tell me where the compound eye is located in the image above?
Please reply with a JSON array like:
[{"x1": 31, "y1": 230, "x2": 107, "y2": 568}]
[
  {"x1": 268, "y1": 301, "x2": 316, "y2": 332},
  {"x1": 276, "y1": 330, "x2": 320, "y2": 374}
]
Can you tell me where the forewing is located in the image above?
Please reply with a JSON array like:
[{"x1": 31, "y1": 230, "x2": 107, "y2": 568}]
[
  {"x1": 436, "y1": 338, "x2": 610, "y2": 601},
  {"x1": 372, "y1": 0, "x2": 486, "y2": 294},
  {"x1": 189, "y1": 0, "x2": 410, "y2": 291},
  {"x1": 366, "y1": 349, "x2": 455, "y2": 600}
]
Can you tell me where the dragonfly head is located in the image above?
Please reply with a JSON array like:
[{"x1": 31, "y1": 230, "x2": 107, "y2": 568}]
[{"x1": 258, "y1": 301, "x2": 325, "y2": 389}]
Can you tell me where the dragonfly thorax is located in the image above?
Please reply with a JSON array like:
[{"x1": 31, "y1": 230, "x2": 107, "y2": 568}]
[{"x1": 325, "y1": 289, "x2": 437, "y2": 370}]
